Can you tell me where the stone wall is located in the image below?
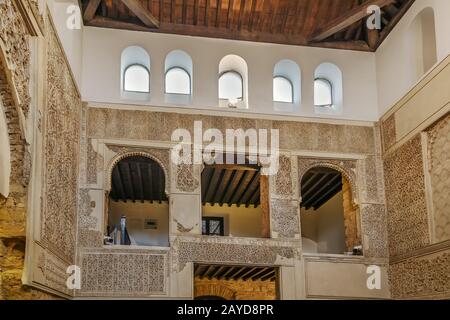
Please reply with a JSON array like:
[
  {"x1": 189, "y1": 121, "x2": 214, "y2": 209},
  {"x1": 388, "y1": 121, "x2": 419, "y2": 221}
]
[{"x1": 194, "y1": 278, "x2": 277, "y2": 300}]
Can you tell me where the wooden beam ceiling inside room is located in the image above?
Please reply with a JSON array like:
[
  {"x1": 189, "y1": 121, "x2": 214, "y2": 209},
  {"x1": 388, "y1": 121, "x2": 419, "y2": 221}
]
[{"x1": 81, "y1": 0, "x2": 414, "y2": 52}]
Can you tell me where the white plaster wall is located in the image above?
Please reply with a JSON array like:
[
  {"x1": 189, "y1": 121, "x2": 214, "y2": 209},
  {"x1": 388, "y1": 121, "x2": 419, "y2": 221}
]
[
  {"x1": 81, "y1": 27, "x2": 379, "y2": 121},
  {"x1": 47, "y1": 0, "x2": 83, "y2": 88},
  {"x1": 375, "y1": 0, "x2": 450, "y2": 116}
]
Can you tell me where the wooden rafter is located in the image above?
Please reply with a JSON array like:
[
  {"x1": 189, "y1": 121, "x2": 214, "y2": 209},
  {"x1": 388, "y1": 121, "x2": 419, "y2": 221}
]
[
  {"x1": 83, "y1": 0, "x2": 102, "y2": 21},
  {"x1": 121, "y1": 0, "x2": 160, "y2": 28},
  {"x1": 310, "y1": 0, "x2": 396, "y2": 42}
]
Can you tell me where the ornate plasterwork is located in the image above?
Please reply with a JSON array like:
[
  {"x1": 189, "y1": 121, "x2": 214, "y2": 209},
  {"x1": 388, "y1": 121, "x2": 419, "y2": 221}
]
[
  {"x1": 270, "y1": 199, "x2": 300, "y2": 239},
  {"x1": 383, "y1": 135, "x2": 430, "y2": 257},
  {"x1": 273, "y1": 155, "x2": 294, "y2": 197},
  {"x1": 172, "y1": 237, "x2": 299, "y2": 272},
  {"x1": 35, "y1": 249, "x2": 72, "y2": 296},
  {"x1": 360, "y1": 204, "x2": 389, "y2": 258},
  {"x1": 104, "y1": 146, "x2": 170, "y2": 195},
  {"x1": 297, "y1": 158, "x2": 359, "y2": 205},
  {"x1": 389, "y1": 251, "x2": 450, "y2": 299},
  {"x1": 175, "y1": 163, "x2": 199, "y2": 193},
  {"x1": 381, "y1": 113, "x2": 396, "y2": 152},
  {"x1": 427, "y1": 114, "x2": 450, "y2": 243},
  {"x1": 40, "y1": 15, "x2": 81, "y2": 264},
  {"x1": 79, "y1": 250, "x2": 167, "y2": 297}
]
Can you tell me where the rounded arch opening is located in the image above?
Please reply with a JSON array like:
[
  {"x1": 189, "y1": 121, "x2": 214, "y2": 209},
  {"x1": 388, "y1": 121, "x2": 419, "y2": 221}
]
[
  {"x1": 106, "y1": 155, "x2": 169, "y2": 248},
  {"x1": 218, "y1": 54, "x2": 248, "y2": 109},
  {"x1": 165, "y1": 50, "x2": 193, "y2": 96},
  {"x1": 299, "y1": 166, "x2": 361, "y2": 255},
  {"x1": 408, "y1": 7, "x2": 437, "y2": 81},
  {"x1": 273, "y1": 59, "x2": 301, "y2": 108},
  {"x1": 314, "y1": 63, "x2": 343, "y2": 114},
  {"x1": 121, "y1": 46, "x2": 151, "y2": 96}
]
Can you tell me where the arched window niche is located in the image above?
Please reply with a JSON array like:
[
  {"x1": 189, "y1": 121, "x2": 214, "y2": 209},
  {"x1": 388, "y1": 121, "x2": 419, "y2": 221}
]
[
  {"x1": 218, "y1": 54, "x2": 248, "y2": 109},
  {"x1": 314, "y1": 63, "x2": 343, "y2": 115},
  {"x1": 165, "y1": 50, "x2": 193, "y2": 105},
  {"x1": 106, "y1": 155, "x2": 169, "y2": 248},
  {"x1": 299, "y1": 166, "x2": 362, "y2": 256},
  {"x1": 120, "y1": 46, "x2": 151, "y2": 101},
  {"x1": 273, "y1": 59, "x2": 301, "y2": 112},
  {"x1": 408, "y1": 7, "x2": 437, "y2": 83}
]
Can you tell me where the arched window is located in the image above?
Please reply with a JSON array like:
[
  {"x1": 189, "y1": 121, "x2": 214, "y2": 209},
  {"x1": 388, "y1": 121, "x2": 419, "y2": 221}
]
[
  {"x1": 219, "y1": 71, "x2": 243, "y2": 101},
  {"x1": 124, "y1": 64, "x2": 150, "y2": 93},
  {"x1": 121, "y1": 46, "x2": 151, "y2": 97},
  {"x1": 273, "y1": 60, "x2": 301, "y2": 108},
  {"x1": 165, "y1": 67, "x2": 191, "y2": 95},
  {"x1": 314, "y1": 78, "x2": 333, "y2": 107},
  {"x1": 314, "y1": 63, "x2": 343, "y2": 112},
  {"x1": 273, "y1": 76, "x2": 293, "y2": 103},
  {"x1": 165, "y1": 50, "x2": 193, "y2": 98},
  {"x1": 107, "y1": 156, "x2": 169, "y2": 247}
]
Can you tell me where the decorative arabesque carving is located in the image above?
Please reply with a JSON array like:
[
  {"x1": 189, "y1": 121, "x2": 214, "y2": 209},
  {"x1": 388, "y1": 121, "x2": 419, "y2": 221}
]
[
  {"x1": 176, "y1": 163, "x2": 199, "y2": 193},
  {"x1": 389, "y1": 251, "x2": 450, "y2": 299},
  {"x1": 40, "y1": 15, "x2": 81, "y2": 264},
  {"x1": 427, "y1": 114, "x2": 450, "y2": 243},
  {"x1": 79, "y1": 251, "x2": 167, "y2": 297},
  {"x1": 383, "y1": 135, "x2": 430, "y2": 257}
]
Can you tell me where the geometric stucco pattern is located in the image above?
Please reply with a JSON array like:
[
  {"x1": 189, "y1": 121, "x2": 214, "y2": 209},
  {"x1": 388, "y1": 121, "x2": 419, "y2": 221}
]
[
  {"x1": 383, "y1": 135, "x2": 430, "y2": 257},
  {"x1": 427, "y1": 114, "x2": 450, "y2": 243},
  {"x1": 389, "y1": 251, "x2": 450, "y2": 299},
  {"x1": 381, "y1": 113, "x2": 396, "y2": 152},
  {"x1": 79, "y1": 250, "x2": 167, "y2": 297},
  {"x1": 173, "y1": 237, "x2": 298, "y2": 272},
  {"x1": 40, "y1": 15, "x2": 81, "y2": 264},
  {"x1": 360, "y1": 204, "x2": 389, "y2": 258}
]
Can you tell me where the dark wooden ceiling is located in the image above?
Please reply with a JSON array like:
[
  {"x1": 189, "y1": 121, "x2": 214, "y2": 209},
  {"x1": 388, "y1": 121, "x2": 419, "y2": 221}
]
[
  {"x1": 301, "y1": 167, "x2": 343, "y2": 210},
  {"x1": 81, "y1": 0, "x2": 414, "y2": 51},
  {"x1": 194, "y1": 264, "x2": 277, "y2": 282},
  {"x1": 110, "y1": 156, "x2": 167, "y2": 203},
  {"x1": 202, "y1": 164, "x2": 260, "y2": 208}
]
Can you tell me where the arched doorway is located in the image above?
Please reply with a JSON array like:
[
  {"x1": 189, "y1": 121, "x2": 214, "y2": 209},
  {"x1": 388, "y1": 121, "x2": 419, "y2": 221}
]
[
  {"x1": 300, "y1": 167, "x2": 361, "y2": 255},
  {"x1": 106, "y1": 155, "x2": 169, "y2": 247}
]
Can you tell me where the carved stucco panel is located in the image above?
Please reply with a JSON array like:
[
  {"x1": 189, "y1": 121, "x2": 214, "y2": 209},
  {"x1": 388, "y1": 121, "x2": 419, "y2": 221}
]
[
  {"x1": 360, "y1": 204, "x2": 389, "y2": 258},
  {"x1": 172, "y1": 237, "x2": 299, "y2": 272},
  {"x1": 78, "y1": 250, "x2": 168, "y2": 297},
  {"x1": 40, "y1": 14, "x2": 81, "y2": 264},
  {"x1": 270, "y1": 199, "x2": 300, "y2": 239},
  {"x1": 389, "y1": 251, "x2": 450, "y2": 299},
  {"x1": 383, "y1": 135, "x2": 430, "y2": 257},
  {"x1": 427, "y1": 114, "x2": 450, "y2": 243}
]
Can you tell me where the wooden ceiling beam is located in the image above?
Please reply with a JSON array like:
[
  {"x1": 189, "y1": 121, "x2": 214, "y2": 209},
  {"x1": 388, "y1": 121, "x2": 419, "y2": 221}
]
[
  {"x1": 121, "y1": 0, "x2": 160, "y2": 28},
  {"x1": 84, "y1": 0, "x2": 102, "y2": 21},
  {"x1": 376, "y1": 0, "x2": 415, "y2": 50},
  {"x1": 310, "y1": 0, "x2": 396, "y2": 42}
]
